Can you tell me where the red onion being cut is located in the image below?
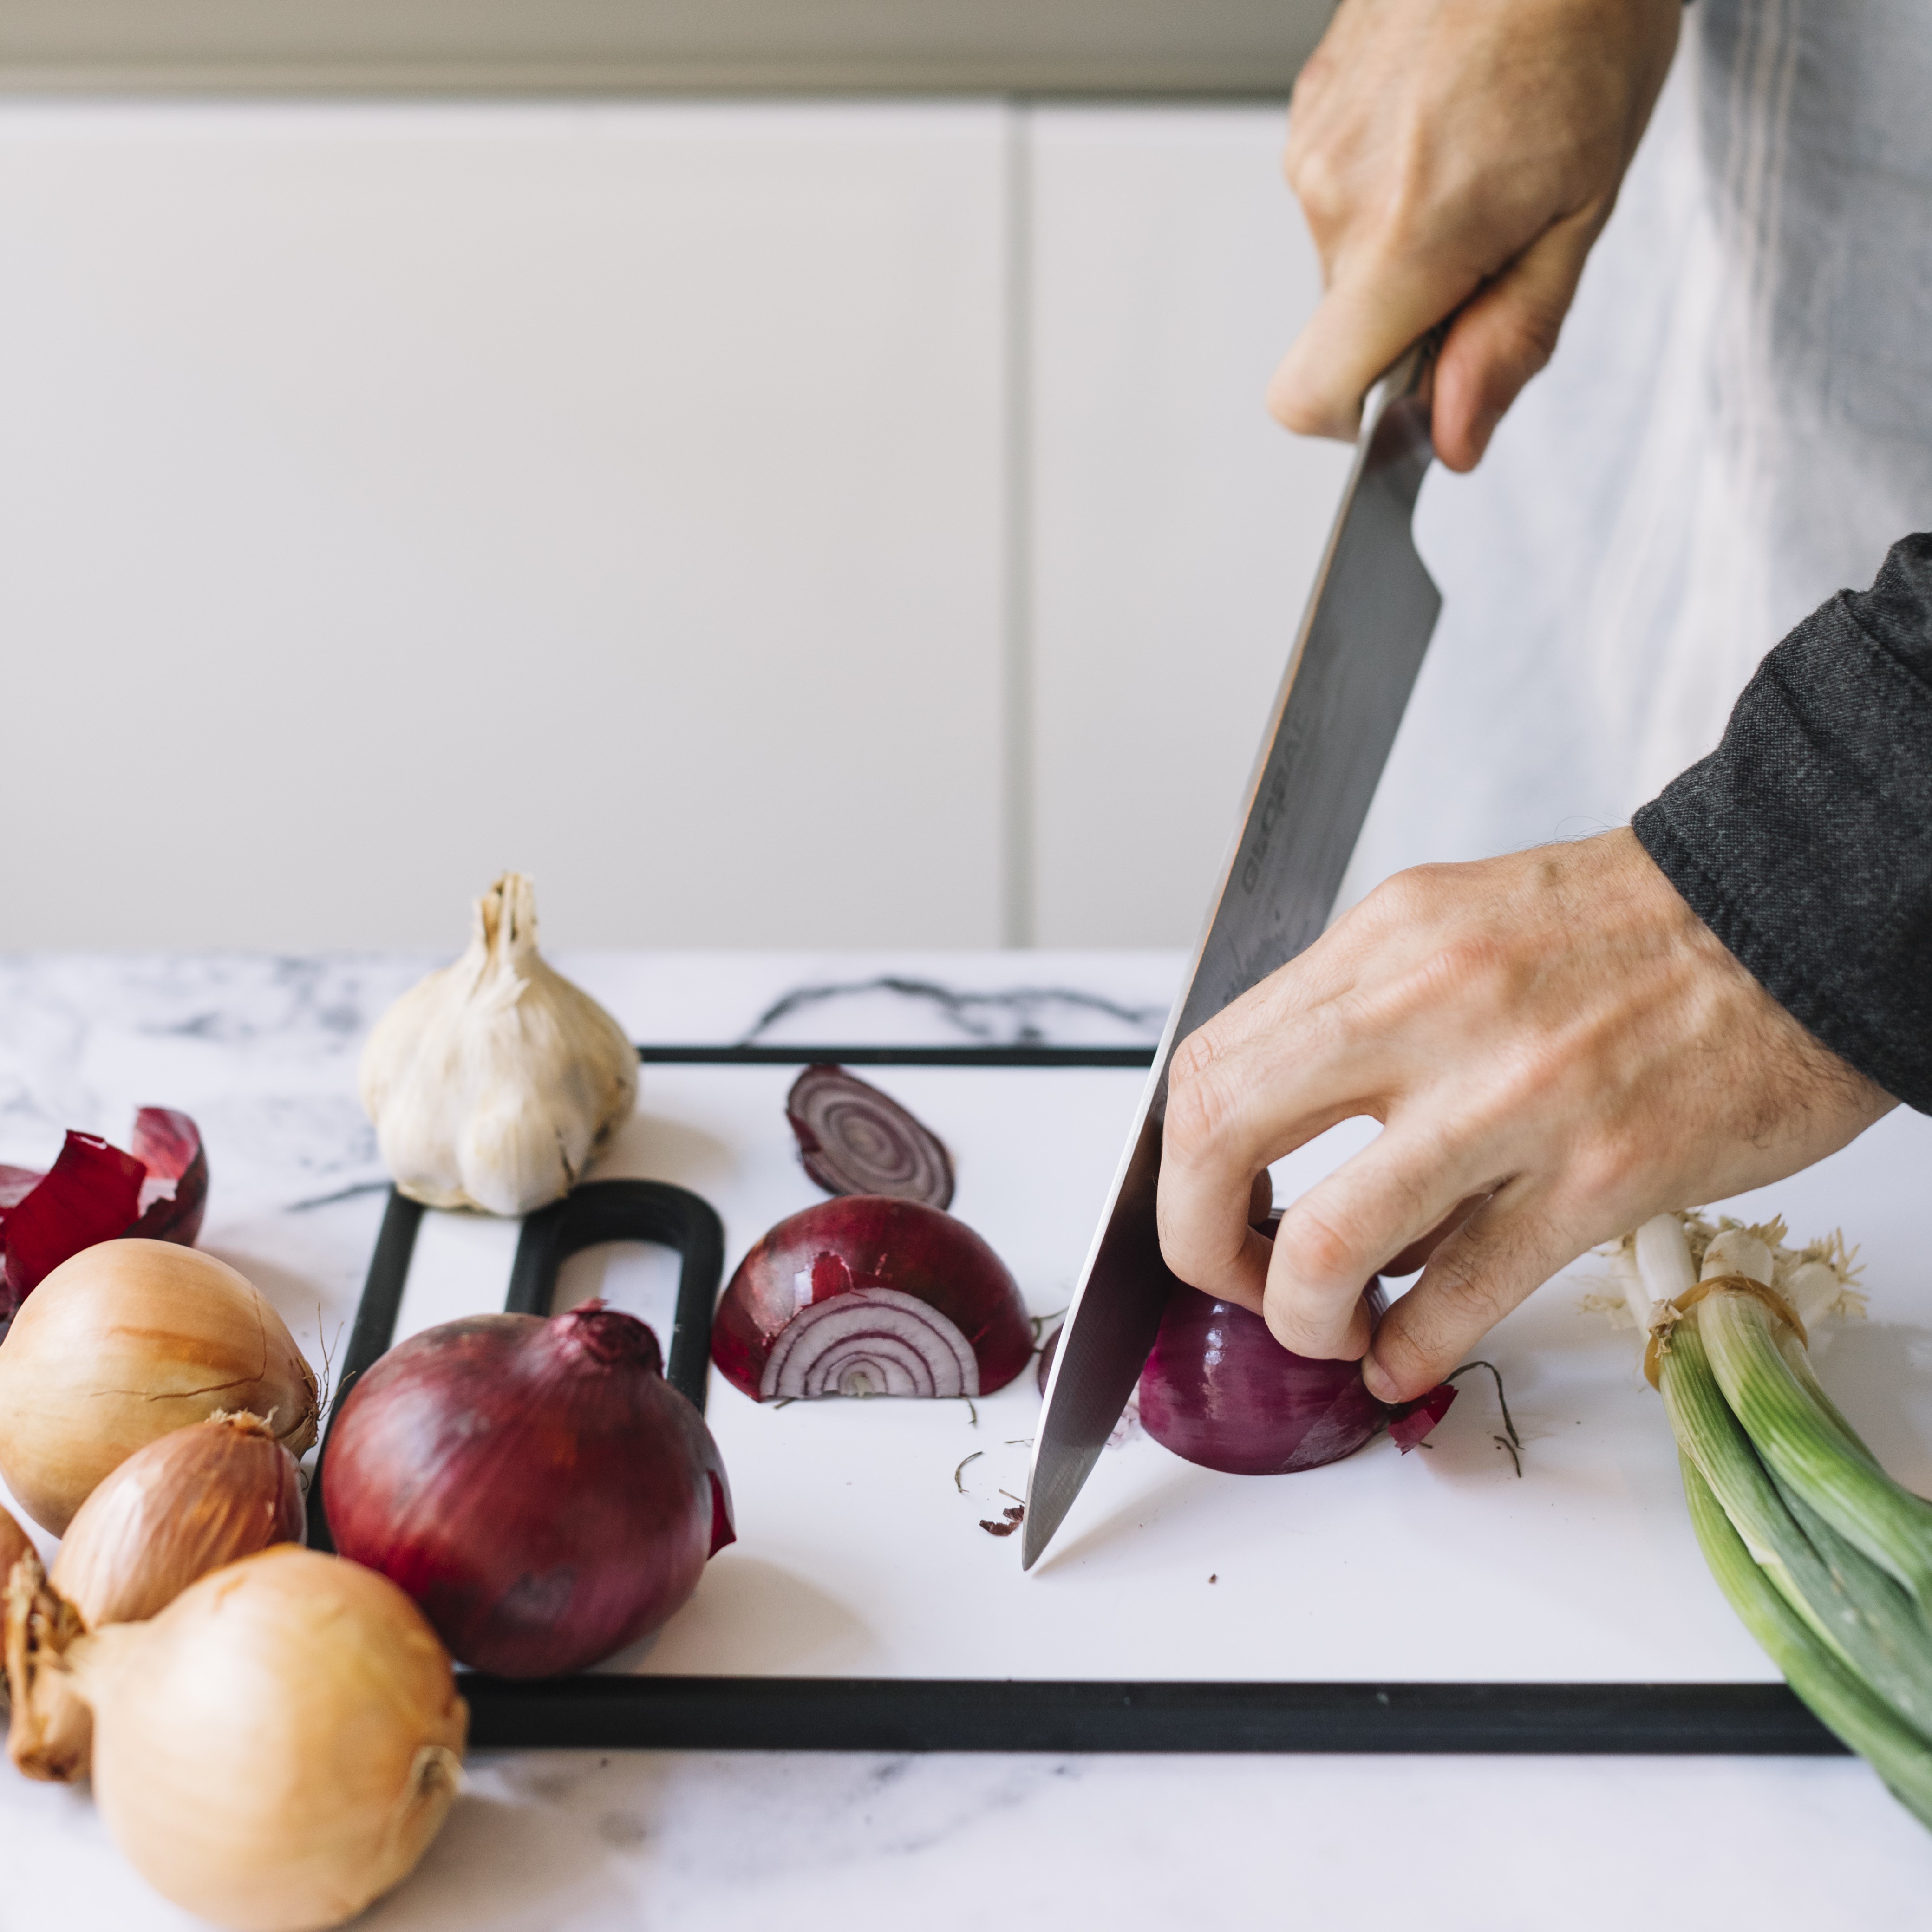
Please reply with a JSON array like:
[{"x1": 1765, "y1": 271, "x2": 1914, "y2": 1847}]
[
  {"x1": 786, "y1": 1064, "x2": 954, "y2": 1209},
  {"x1": 324, "y1": 1302, "x2": 734, "y2": 1677},
  {"x1": 1131, "y1": 1212, "x2": 1459, "y2": 1472},
  {"x1": 0, "y1": 1110, "x2": 209, "y2": 1306},
  {"x1": 1138, "y1": 1286, "x2": 1460, "y2": 1471},
  {"x1": 713, "y1": 1195, "x2": 1032, "y2": 1402},
  {"x1": 1138, "y1": 1283, "x2": 1394, "y2": 1475}
]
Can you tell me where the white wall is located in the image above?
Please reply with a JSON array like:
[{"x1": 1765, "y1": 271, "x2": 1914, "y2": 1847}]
[
  {"x1": 1028, "y1": 108, "x2": 1351, "y2": 947},
  {"x1": 0, "y1": 99, "x2": 1345, "y2": 953}
]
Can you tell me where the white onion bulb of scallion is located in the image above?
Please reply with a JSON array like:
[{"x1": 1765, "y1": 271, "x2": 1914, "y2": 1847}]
[{"x1": 42, "y1": 1546, "x2": 467, "y2": 1932}]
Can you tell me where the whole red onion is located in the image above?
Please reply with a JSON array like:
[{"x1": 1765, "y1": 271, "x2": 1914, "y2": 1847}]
[
  {"x1": 325, "y1": 1303, "x2": 733, "y2": 1677},
  {"x1": 713, "y1": 1195, "x2": 1033, "y2": 1402}
]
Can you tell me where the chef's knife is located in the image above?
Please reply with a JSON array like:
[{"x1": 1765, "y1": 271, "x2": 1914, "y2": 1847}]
[{"x1": 1022, "y1": 342, "x2": 1442, "y2": 1571}]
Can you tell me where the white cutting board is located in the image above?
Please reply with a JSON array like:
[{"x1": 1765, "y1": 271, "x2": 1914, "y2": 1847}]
[{"x1": 393, "y1": 1063, "x2": 1932, "y2": 1685}]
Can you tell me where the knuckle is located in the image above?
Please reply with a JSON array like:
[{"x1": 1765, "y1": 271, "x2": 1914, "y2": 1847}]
[
  {"x1": 1167, "y1": 1024, "x2": 1219, "y2": 1091},
  {"x1": 1488, "y1": 293, "x2": 1567, "y2": 379},
  {"x1": 1274, "y1": 1199, "x2": 1369, "y2": 1290},
  {"x1": 1363, "y1": 863, "x2": 1446, "y2": 929},
  {"x1": 1162, "y1": 1053, "x2": 1237, "y2": 1166},
  {"x1": 1563, "y1": 1133, "x2": 1644, "y2": 1214},
  {"x1": 1286, "y1": 144, "x2": 1342, "y2": 228},
  {"x1": 1415, "y1": 1248, "x2": 1512, "y2": 1327}
]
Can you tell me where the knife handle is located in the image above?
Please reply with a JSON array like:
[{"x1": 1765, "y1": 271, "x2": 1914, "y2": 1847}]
[{"x1": 1361, "y1": 326, "x2": 1446, "y2": 447}]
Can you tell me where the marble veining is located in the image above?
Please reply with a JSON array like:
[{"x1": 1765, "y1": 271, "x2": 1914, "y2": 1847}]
[{"x1": 0, "y1": 951, "x2": 1925, "y2": 1931}]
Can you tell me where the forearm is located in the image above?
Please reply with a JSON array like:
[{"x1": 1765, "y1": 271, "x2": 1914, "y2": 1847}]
[{"x1": 1633, "y1": 534, "x2": 1932, "y2": 1113}]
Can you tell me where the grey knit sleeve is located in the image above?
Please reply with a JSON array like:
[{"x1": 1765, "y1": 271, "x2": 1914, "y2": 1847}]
[{"x1": 1632, "y1": 533, "x2": 1932, "y2": 1113}]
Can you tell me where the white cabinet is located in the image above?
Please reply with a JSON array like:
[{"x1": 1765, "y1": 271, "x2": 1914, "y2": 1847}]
[
  {"x1": 1026, "y1": 106, "x2": 1349, "y2": 948},
  {"x1": 0, "y1": 100, "x2": 1341, "y2": 953}
]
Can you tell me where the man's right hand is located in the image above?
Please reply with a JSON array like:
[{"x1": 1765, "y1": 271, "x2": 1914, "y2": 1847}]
[{"x1": 1271, "y1": 0, "x2": 1681, "y2": 471}]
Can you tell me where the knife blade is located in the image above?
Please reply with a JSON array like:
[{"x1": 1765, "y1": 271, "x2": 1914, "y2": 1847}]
[{"x1": 1022, "y1": 342, "x2": 1442, "y2": 1571}]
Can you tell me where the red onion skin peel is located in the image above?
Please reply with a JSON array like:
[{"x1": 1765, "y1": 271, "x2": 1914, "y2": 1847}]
[
  {"x1": 325, "y1": 1305, "x2": 734, "y2": 1678},
  {"x1": 0, "y1": 1110, "x2": 208, "y2": 1306},
  {"x1": 714, "y1": 1195, "x2": 1034, "y2": 1403}
]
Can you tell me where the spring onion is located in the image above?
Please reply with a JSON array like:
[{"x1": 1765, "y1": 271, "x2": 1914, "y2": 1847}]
[{"x1": 1611, "y1": 1209, "x2": 1932, "y2": 1823}]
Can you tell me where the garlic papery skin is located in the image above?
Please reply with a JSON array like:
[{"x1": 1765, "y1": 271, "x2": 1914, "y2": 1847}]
[
  {"x1": 51, "y1": 1411, "x2": 303, "y2": 1629},
  {"x1": 0, "y1": 1240, "x2": 318, "y2": 1535},
  {"x1": 359, "y1": 872, "x2": 639, "y2": 1217},
  {"x1": 74, "y1": 1548, "x2": 468, "y2": 1932}
]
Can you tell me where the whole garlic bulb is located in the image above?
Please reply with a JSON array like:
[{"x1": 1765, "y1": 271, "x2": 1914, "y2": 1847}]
[{"x1": 360, "y1": 874, "x2": 638, "y2": 1216}]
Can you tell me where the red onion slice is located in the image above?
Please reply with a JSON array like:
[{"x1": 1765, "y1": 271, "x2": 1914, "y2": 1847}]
[
  {"x1": 713, "y1": 1195, "x2": 1033, "y2": 1403},
  {"x1": 785, "y1": 1064, "x2": 954, "y2": 1209}
]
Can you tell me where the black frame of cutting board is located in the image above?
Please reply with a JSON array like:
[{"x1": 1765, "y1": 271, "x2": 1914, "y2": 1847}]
[{"x1": 309, "y1": 1042, "x2": 1843, "y2": 1758}]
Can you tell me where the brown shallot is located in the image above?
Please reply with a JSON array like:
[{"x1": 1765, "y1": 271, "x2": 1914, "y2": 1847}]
[{"x1": 51, "y1": 1411, "x2": 303, "y2": 1628}]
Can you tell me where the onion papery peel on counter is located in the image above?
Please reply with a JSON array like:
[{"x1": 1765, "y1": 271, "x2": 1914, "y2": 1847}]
[
  {"x1": 1608, "y1": 1207, "x2": 1932, "y2": 1828},
  {"x1": 0, "y1": 1109, "x2": 207, "y2": 1308}
]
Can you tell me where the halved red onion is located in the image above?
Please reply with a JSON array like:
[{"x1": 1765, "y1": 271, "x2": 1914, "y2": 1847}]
[
  {"x1": 713, "y1": 1195, "x2": 1032, "y2": 1403},
  {"x1": 326, "y1": 1302, "x2": 734, "y2": 1678},
  {"x1": 786, "y1": 1064, "x2": 954, "y2": 1209},
  {"x1": 0, "y1": 1111, "x2": 209, "y2": 1308}
]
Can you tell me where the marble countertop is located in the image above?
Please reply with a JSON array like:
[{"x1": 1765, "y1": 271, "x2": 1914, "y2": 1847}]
[{"x1": 1, "y1": 950, "x2": 1928, "y2": 1932}]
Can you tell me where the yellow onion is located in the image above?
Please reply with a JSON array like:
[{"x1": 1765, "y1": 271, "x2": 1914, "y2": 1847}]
[
  {"x1": 52, "y1": 1411, "x2": 303, "y2": 1628},
  {"x1": 33, "y1": 1547, "x2": 467, "y2": 1931},
  {"x1": 0, "y1": 1240, "x2": 317, "y2": 1533}
]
